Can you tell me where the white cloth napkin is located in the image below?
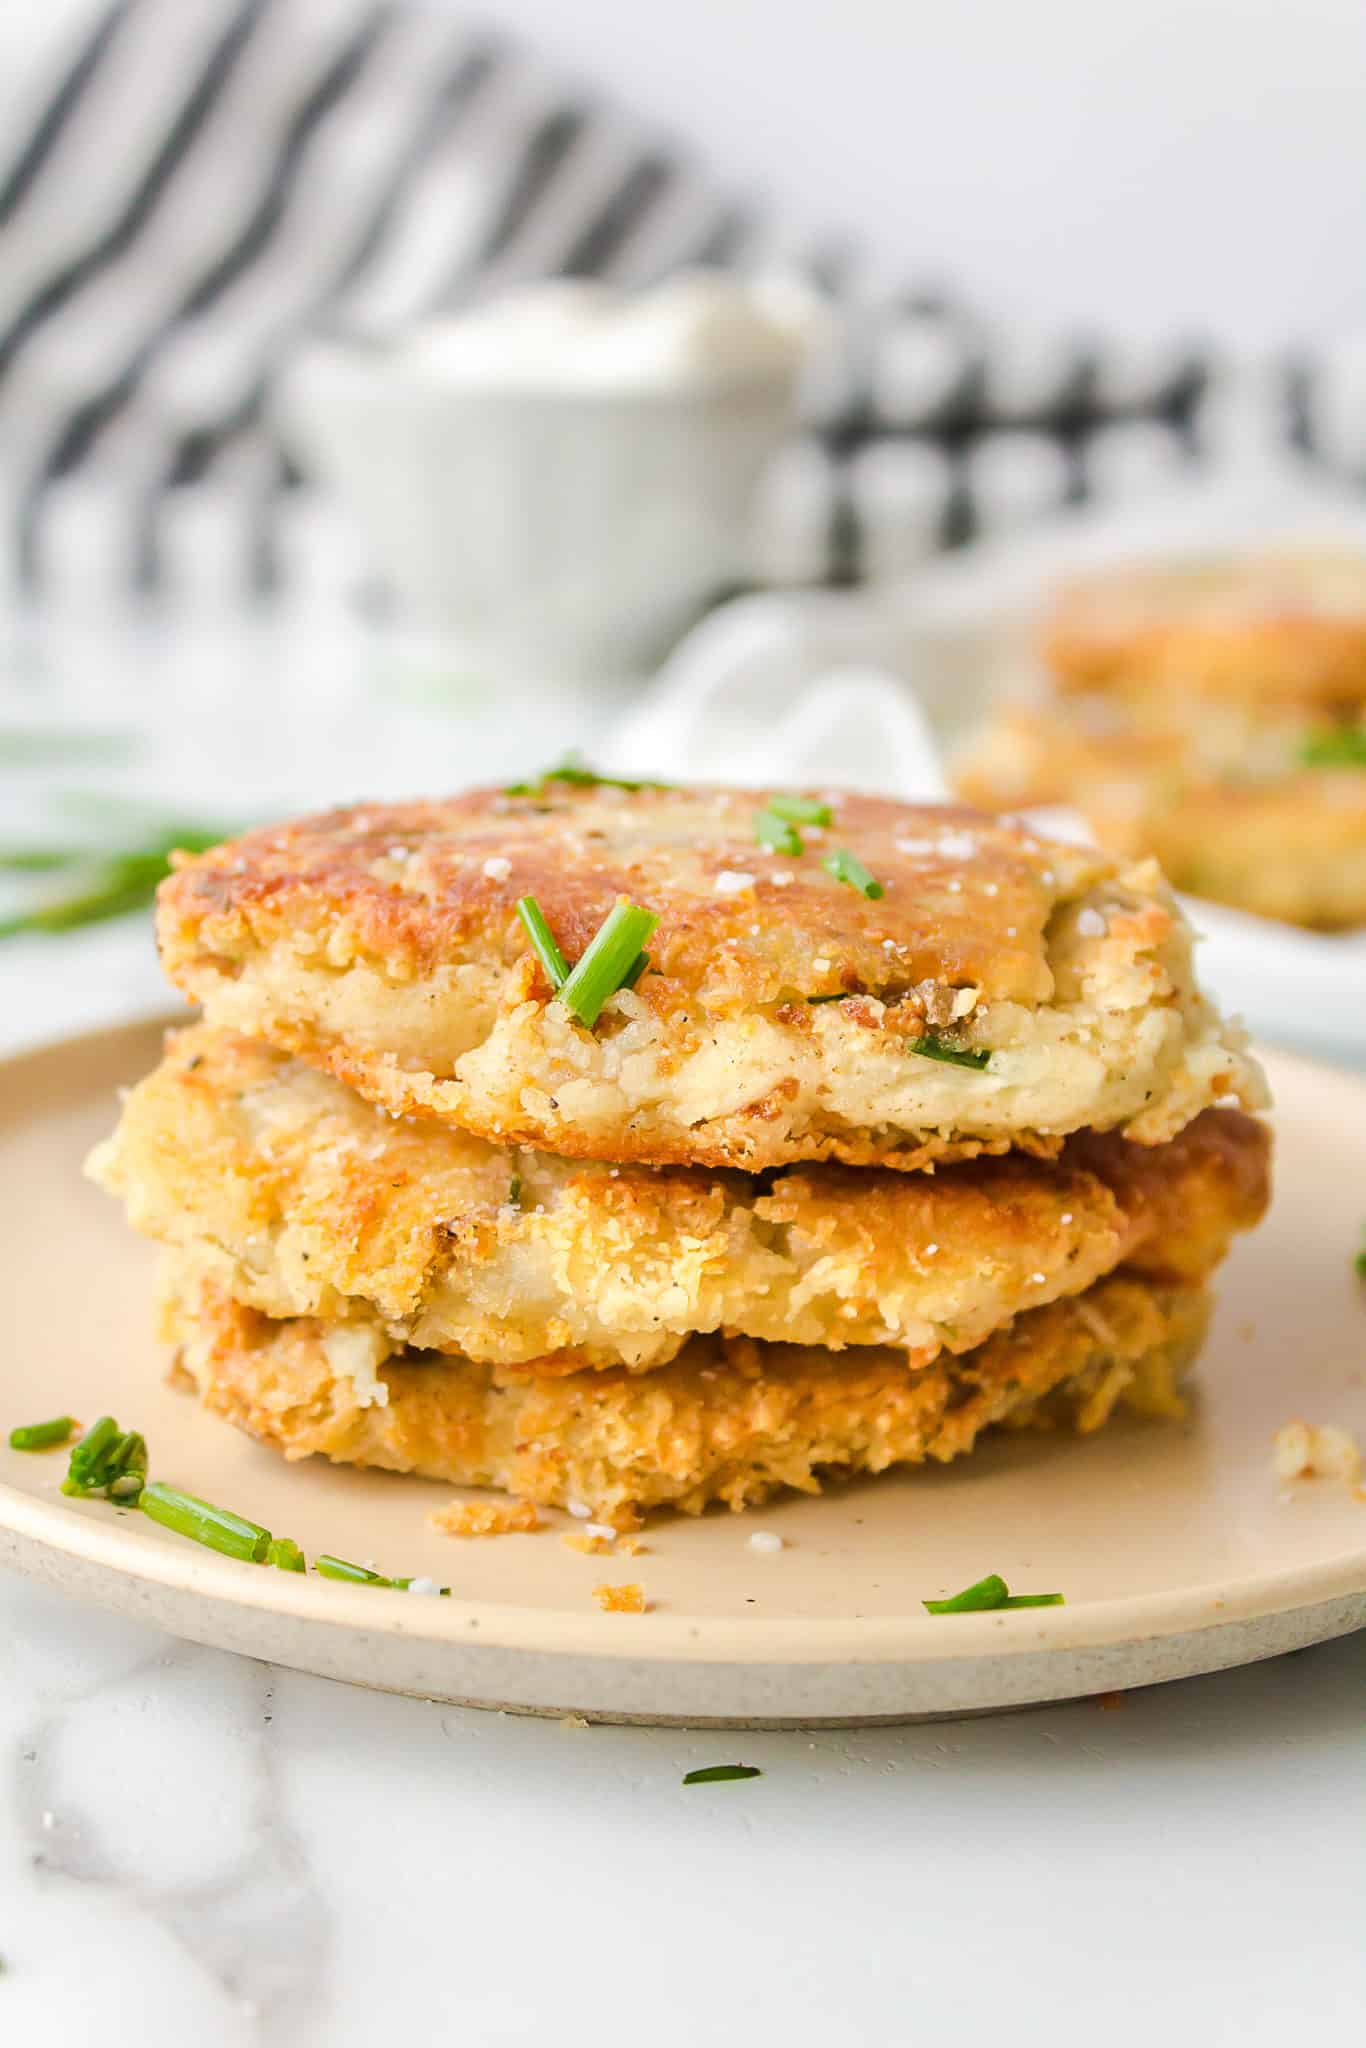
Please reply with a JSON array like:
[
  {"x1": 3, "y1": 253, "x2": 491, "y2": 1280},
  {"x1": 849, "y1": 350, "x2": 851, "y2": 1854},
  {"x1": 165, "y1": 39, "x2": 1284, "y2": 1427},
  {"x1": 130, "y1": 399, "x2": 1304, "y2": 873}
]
[{"x1": 601, "y1": 472, "x2": 1366, "y2": 1066}]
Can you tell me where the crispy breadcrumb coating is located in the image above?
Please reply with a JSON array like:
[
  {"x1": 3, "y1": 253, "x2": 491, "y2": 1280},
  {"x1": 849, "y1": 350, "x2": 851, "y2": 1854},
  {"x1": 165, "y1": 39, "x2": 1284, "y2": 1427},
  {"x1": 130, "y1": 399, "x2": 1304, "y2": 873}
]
[
  {"x1": 1042, "y1": 551, "x2": 1366, "y2": 712},
  {"x1": 161, "y1": 1262, "x2": 1211, "y2": 1521},
  {"x1": 89, "y1": 1024, "x2": 1267, "y2": 1371}
]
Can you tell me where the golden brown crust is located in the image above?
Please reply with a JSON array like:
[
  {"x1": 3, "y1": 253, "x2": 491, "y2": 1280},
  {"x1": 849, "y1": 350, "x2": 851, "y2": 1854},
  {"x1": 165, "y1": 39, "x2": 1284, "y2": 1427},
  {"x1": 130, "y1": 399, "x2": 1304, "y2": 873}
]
[
  {"x1": 163, "y1": 1264, "x2": 1211, "y2": 1520},
  {"x1": 1042, "y1": 551, "x2": 1366, "y2": 711},
  {"x1": 159, "y1": 785, "x2": 1104, "y2": 1013},
  {"x1": 956, "y1": 705, "x2": 1366, "y2": 929},
  {"x1": 90, "y1": 1023, "x2": 1268, "y2": 1370},
  {"x1": 153, "y1": 783, "x2": 1265, "y2": 1170}
]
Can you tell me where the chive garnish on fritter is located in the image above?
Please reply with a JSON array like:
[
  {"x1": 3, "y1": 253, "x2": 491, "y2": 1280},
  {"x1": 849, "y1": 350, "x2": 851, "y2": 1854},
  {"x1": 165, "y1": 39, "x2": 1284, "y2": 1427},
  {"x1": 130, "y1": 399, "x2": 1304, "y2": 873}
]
[
  {"x1": 1300, "y1": 727, "x2": 1366, "y2": 769},
  {"x1": 515, "y1": 895, "x2": 569, "y2": 987},
  {"x1": 503, "y1": 759, "x2": 672, "y2": 797},
  {"x1": 754, "y1": 809, "x2": 803, "y2": 857},
  {"x1": 766, "y1": 794, "x2": 832, "y2": 827},
  {"x1": 822, "y1": 848, "x2": 884, "y2": 899},
  {"x1": 907, "y1": 1036, "x2": 991, "y2": 1071}
]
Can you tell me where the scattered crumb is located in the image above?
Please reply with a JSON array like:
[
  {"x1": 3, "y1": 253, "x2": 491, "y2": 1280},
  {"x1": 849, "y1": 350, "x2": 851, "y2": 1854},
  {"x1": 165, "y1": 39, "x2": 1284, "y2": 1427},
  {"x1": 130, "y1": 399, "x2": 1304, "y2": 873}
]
[
  {"x1": 592, "y1": 1582, "x2": 647, "y2": 1614},
  {"x1": 1272, "y1": 1420, "x2": 1363, "y2": 1487},
  {"x1": 608, "y1": 1504, "x2": 643, "y2": 1534},
  {"x1": 562, "y1": 1531, "x2": 614, "y2": 1556},
  {"x1": 430, "y1": 1499, "x2": 543, "y2": 1538},
  {"x1": 1236, "y1": 1320, "x2": 1256, "y2": 1343},
  {"x1": 559, "y1": 1713, "x2": 590, "y2": 1730},
  {"x1": 617, "y1": 1536, "x2": 645, "y2": 1557},
  {"x1": 748, "y1": 1530, "x2": 784, "y2": 1554},
  {"x1": 1096, "y1": 1690, "x2": 1124, "y2": 1711}
]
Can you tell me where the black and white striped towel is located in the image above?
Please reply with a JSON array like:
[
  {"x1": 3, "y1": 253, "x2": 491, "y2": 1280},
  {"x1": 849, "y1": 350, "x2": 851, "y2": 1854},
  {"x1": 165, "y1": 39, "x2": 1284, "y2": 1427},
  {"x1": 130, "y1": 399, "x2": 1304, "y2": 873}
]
[{"x1": 0, "y1": 0, "x2": 1357, "y2": 606}]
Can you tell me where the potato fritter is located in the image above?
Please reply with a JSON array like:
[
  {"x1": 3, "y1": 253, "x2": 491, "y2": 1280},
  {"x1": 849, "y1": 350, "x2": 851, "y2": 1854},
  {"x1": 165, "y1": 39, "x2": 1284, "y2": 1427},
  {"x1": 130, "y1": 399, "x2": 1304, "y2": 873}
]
[
  {"x1": 956, "y1": 704, "x2": 1366, "y2": 930},
  {"x1": 162, "y1": 1263, "x2": 1210, "y2": 1521},
  {"x1": 89, "y1": 1024, "x2": 1268, "y2": 1371},
  {"x1": 155, "y1": 784, "x2": 1264, "y2": 1171},
  {"x1": 1042, "y1": 551, "x2": 1366, "y2": 712}
]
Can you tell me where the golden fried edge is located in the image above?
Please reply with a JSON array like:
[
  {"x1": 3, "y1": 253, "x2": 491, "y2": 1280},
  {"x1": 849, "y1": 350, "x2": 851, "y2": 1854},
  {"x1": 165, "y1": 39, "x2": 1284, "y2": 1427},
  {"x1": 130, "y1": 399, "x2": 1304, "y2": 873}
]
[
  {"x1": 162, "y1": 1265, "x2": 1209, "y2": 1521},
  {"x1": 91, "y1": 1023, "x2": 1269, "y2": 1368}
]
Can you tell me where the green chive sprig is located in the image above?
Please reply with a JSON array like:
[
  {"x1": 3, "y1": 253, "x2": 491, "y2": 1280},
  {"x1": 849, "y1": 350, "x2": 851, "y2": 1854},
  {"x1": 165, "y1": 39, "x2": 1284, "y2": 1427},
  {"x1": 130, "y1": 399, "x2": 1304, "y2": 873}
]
[
  {"x1": 504, "y1": 759, "x2": 671, "y2": 797},
  {"x1": 1300, "y1": 727, "x2": 1366, "y2": 769},
  {"x1": 516, "y1": 895, "x2": 569, "y2": 987},
  {"x1": 8, "y1": 1416, "x2": 78, "y2": 1451},
  {"x1": 557, "y1": 900, "x2": 660, "y2": 1028},
  {"x1": 60, "y1": 1416, "x2": 147, "y2": 1500},
  {"x1": 907, "y1": 1036, "x2": 991, "y2": 1071},
  {"x1": 267, "y1": 1537, "x2": 307, "y2": 1573},
  {"x1": 754, "y1": 809, "x2": 803, "y2": 857},
  {"x1": 140, "y1": 1483, "x2": 272, "y2": 1562},
  {"x1": 0, "y1": 822, "x2": 232, "y2": 941},
  {"x1": 923, "y1": 1573, "x2": 1065, "y2": 1614},
  {"x1": 682, "y1": 1764, "x2": 762, "y2": 1785},
  {"x1": 767, "y1": 794, "x2": 832, "y2": 826},
  {"x1": 507, "y1": 1174, "x2": 523, "y2": 1208},
  {"x1": 822, "y1": 849, "x2": 883, "y2": 899},
  {"x1": 315, "y1": 1555, "x2": 449, "y2": 1593}
]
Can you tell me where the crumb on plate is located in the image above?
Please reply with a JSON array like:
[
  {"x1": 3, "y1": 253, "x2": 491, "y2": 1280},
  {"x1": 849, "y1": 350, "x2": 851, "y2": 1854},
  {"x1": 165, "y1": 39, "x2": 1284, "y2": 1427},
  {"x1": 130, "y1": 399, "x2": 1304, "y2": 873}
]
[
  {"x1": 430, "y1": 1499, "x2": 543, "y2": 1537},
  {"x1": 592, "y1": 1581, "x2": 647, "y2": 1614},
  {"x1": 1272, "y1": 1419, "x2": 1363, "y2": 1485}
]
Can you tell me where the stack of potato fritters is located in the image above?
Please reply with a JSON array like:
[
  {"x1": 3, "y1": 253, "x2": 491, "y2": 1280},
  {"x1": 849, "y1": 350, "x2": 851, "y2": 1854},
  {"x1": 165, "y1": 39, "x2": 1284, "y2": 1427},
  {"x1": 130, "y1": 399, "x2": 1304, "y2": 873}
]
[{"x1": 89, "y1": 781, "x2": 1270, "y2": 1522}]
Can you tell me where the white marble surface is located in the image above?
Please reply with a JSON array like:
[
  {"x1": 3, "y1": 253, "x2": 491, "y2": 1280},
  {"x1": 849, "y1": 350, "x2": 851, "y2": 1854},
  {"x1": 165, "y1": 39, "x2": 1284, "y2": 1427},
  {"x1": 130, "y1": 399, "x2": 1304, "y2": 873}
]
[{"x1": 2, "y1": 611, "x2": 1363, "y2": 2042}]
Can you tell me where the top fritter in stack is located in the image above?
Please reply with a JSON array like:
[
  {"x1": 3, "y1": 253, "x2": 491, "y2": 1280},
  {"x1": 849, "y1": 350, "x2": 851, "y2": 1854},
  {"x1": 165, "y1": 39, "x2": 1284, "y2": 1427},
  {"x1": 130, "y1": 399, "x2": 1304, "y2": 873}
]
[{"x1": 90, "y1": 774, "x2": 1271, "y2": 1525}]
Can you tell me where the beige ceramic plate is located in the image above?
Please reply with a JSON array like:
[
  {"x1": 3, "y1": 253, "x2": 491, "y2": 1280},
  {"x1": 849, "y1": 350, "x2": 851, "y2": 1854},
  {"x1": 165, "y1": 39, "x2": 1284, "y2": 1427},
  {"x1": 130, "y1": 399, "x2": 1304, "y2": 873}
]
[{"x1": 0, "y1": 1019, "x2": 1363, "y2": 1726}]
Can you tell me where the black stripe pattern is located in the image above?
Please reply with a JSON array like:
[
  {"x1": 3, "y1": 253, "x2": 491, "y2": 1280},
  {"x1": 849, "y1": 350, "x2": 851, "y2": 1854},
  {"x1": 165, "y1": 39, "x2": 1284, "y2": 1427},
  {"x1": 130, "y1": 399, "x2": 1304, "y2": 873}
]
[{"x1": 0, "y1": 0, "x2": 1343, "y2": 604}]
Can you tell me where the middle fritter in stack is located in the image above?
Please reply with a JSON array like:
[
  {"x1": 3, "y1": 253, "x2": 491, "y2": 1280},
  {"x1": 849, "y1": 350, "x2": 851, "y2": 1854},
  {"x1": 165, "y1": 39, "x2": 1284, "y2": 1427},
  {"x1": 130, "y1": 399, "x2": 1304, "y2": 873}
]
[{"x1": 90, "y1": 779, "x2": 1271, "y2": 1525}]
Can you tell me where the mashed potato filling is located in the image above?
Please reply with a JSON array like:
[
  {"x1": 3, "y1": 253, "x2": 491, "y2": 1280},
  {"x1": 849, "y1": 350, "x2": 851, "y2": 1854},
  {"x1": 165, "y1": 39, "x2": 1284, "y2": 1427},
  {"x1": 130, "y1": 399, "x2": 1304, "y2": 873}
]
[{"x1": 180, "y1": 866, "x2": 1263, "y2": 1172}]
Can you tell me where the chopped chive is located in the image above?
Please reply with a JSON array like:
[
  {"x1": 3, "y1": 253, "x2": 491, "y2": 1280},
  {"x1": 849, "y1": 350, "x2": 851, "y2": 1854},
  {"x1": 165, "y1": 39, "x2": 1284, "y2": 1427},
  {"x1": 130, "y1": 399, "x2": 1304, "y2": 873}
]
[
  {"x1": 807, "y1": 992, "x2": 846, "y2": 1004},
  {"x1": 139, "y1": 1482, "x2": 271, "y2": 1563},
  {"x1": 1001, "y1": 1593, "x2": 1065, "y2": 1608},
  {"x1": 8, "y1": 1416, "x2": 77, "y2": 1451},
  {"x1": 507, "y1": 1173, "x2": 523, "y2": 1208},
  {"x1": 767, "y1": 794, "x2": 832, "y2": 826},
  {"x1": 1300, "y1": 726, "x2": 1366, "y2": 769},
  {"x1": 516, "y1": 894, "x2": 569, "y2": 987},
  {"x1": 619, "y1": 948, "x2": 651, "y2": 990},
  {"x1": 267, "y1": 1537, "x2": 306, "y2": 1573},
  {"x1": 924, "y1": 1573, "x2": 1010, "y2": 1614},
  {"x1": 557, "y1": 901, "x2": 660, "y2": 1029},
  {"x1": 754, "y1": 809, "x2": 803, "y2": 857},
  {"x1": 67, "y1": 1416, "x2": 120, "y2": 1487},
  {"x1": 822, "y1": 848, "x2": 883, "y2": 899},
  {"x1": 1355, "y1": 1230, "x2": 1366, "y2": 1279},
  {"x1": 907, "y1": 1036, "x2": 991, "y2": 1071},
  {"x1": 683, "y1": 1764, "x2": 762, "y2": 1785},
  {"x1": 504, "y1": 758, "x2": 672, "y2": 797},
  {"x1": 315, "y1": 1554, "x2": 395, "y2": 1586}
]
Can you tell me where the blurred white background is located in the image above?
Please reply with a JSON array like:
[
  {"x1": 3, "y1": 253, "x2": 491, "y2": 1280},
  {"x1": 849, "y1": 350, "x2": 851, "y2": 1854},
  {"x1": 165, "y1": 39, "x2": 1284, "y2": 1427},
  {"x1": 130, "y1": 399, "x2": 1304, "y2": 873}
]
[{"x1": 475, "y1": 0, "x2": 1366, "y2": 344}]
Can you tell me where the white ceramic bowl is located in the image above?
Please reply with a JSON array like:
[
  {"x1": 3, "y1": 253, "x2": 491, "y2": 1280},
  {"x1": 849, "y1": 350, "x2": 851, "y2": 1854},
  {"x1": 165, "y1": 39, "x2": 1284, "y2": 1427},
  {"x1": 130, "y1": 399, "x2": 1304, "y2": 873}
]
[{"x1": 280, "y1": 329, "x2": 803, "y2": 681}]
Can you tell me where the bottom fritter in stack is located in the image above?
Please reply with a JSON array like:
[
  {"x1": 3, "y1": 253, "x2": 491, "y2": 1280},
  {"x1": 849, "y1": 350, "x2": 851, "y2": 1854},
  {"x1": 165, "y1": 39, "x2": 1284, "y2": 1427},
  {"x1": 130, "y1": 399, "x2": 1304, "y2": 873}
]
[{"x1": 89, "y1": 781, "x2": 1270, "y2": 1527}]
